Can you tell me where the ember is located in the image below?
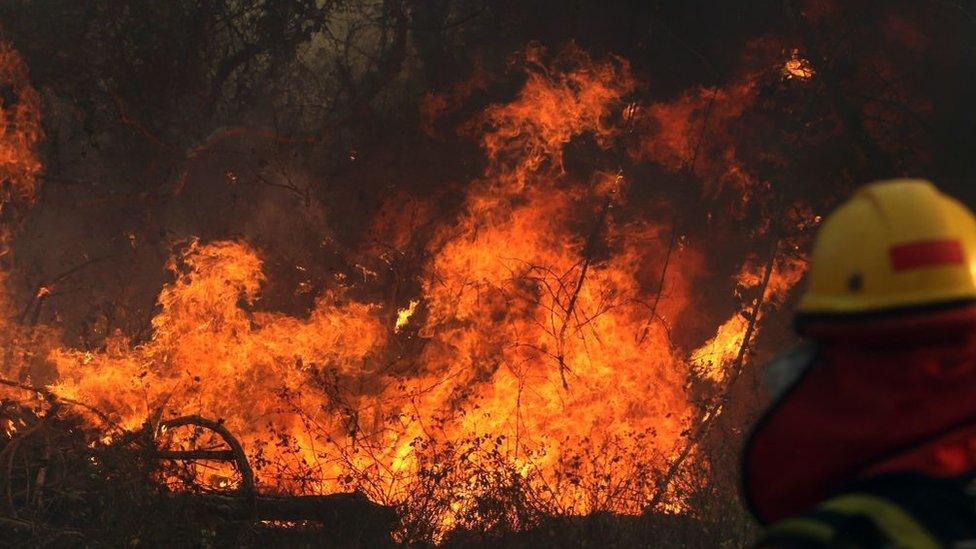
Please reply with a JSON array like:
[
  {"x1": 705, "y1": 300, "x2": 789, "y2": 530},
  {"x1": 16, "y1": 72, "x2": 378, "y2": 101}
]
[{"x1": 783, "y1": 49, "x2": 815, "y2": 80}]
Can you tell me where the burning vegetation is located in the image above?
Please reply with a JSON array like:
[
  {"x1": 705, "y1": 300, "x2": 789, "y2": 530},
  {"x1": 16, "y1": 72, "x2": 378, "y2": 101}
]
[{"x1": 0, "y1": 1, "x2": 973, "y2": 546}]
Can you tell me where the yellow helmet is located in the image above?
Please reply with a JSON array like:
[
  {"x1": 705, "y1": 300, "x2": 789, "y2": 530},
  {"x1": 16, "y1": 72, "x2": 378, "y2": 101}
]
[{"x1": 797, "y1": 179, "x2": 976, "y2": 326}]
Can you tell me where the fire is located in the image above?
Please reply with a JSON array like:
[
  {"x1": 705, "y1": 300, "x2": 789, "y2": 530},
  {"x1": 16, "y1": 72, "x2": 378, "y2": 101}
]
[
  {"x1": 476, "y1": 43, "x2": 631, "y2": 188},
  {"x1": 691, "y1": 314, "x2": 751, "y2": 383},
  {"x1": 0, "y1": 41, "x2": 806, "y2": 537},
  {"x1": 0, "y1": 42, "x2": 49, "y2": 385},
  {"x1": 395, "y1": 300, "x2": 419, "y2": 333},
  {"x1": 634, "y1": 76, "x2": 760, "y2": 203},
  {"x1": 0, "y1": 41, "x2": 42, "y2": 208},
  {"x1": 783, "y1": 49, "x2": 815, "y2": 80},
  {"x1": 691, "y1": 255, "x2": 807, "y2": 382},
  {"x1": 50, "y1": 238, "x2": 387, "y2": 492}
]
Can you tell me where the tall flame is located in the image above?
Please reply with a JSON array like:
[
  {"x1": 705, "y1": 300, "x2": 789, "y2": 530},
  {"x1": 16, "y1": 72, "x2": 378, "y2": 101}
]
[
  {"x1": 0, "y1": 42, "x2": 46, "y2": 383},
  {"x1": 0, "y1": 42, "x2": 42, "y2": 208}
]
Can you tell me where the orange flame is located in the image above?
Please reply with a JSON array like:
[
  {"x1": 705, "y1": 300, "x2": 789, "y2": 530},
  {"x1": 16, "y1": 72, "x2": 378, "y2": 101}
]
[
  {"x1": 0, "y1": 42, "x2": 47, "y2": 383},
  {"x1": 691, "y1": 254, "x2": 807, "y2": 382},
  {"x1": 0, "y1": 42, "x2": 42, "y2": 208},
  {"x1": 0, "y1": 42, "x2": 807, "y2": 537}
]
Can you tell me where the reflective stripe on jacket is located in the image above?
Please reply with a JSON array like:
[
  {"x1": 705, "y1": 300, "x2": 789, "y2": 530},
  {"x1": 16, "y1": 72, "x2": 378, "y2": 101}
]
[{"x1": 756, "y1": 473, "x2": 976, "y2": 548}]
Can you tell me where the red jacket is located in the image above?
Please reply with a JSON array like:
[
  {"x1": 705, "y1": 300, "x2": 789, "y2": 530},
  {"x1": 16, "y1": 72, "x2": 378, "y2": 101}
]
[{"x1": 743, "y1": 310, "x2": 976, "y2": 524}]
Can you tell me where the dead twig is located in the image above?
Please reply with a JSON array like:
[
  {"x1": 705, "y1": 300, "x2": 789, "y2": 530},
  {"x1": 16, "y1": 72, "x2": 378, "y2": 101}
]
[
  {"x1": 637, "y1": 220, "x2": 677, "y2": 344},
  {"x1": 555, "y1": 192, "x2": 614, "y2": 389},
  {"x1": 18, "y1": 255, "x2": 111, "y2": 326}
]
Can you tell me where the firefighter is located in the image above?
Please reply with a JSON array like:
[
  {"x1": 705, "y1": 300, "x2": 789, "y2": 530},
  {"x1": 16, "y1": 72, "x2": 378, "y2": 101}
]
[{"x1": 743, "y1": 179, "x2": 976, "y2": 548}]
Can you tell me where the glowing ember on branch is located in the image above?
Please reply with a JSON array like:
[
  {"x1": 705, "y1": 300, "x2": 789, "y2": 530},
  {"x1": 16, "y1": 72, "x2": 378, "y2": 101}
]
[{"x1": 783, "y1": 48, "x2": 815, "y2": 80}]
